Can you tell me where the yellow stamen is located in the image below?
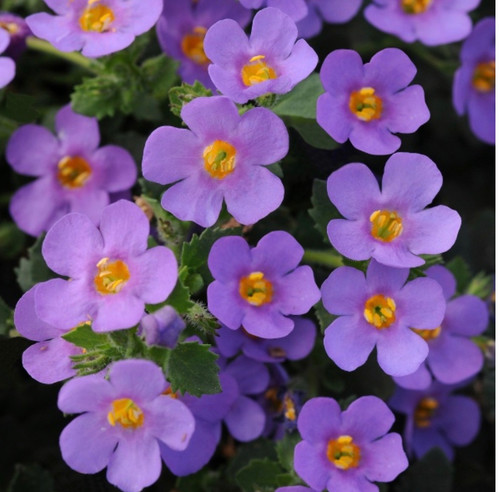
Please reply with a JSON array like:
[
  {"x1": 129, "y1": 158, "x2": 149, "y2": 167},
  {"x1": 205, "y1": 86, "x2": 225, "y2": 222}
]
[
  {"x1": 412, "y1": 326, "x2": 442, "y2": 341},
  {"x1": 0, "y1": 21, "x2": 20, "y2": 35},
  {"x1": 414, "y1": 397, "x2": 439, "y2": 428},
  {"x1": 107, "y1": 398, "x2": 144, "y2": 428},
  {"x1": 239, "y1": 271, "x2": 273, "y2": 306},
  {"x1": 326, "y1": 435, "x2": 361, "y2": 470},
  {"x1": 401, "y1": 0, "x2": 433, "y2": 14},
  {"x1": 349, "y1": 87, "x2": 383, "y2": 121},
  {"x1": 79, "y1": 1, "x2": 115, "y2": 32},
  {"x1": 472, "y1": 61, "x2": 495, "y2": 92},
  {"x1": 162, "y1": 386, "x2": 179, "y2": 399},
  {"x1": 283, "y1": 395, "x2": 296, "y2": 421},
  {"x1": 364, "y1": 294, "x2": 397, "y2": 329},
  {"x1": 203, "y1": 140, "x2": 236, "y2": 179},
  {"x1": 181, "y1": 26, "x2": 210, "y2": 65},
  {"x1": 241, "y1": 55, "x2": 277, "y2": 86},
  {"x1": 370, "y1": 210, "x2": 403, "y2": 242},
  {"x1": 264, "y1": 387, "x2": 284, "y2": 413},
  {"x1": 94, "y1": 258, "x2": 130, "y2": 295},
  {"x1": 57, "y1": 156, "x2": 92, "y2": 189}
]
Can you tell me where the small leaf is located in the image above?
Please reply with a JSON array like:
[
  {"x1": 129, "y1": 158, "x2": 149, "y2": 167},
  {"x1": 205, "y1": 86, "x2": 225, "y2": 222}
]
[
  {"x1": 62, "y1": 323, "x2": 108, "y2": 350},
  {"x1": 284, "y1": 116, "x2": 337, "y2": 150},
  {"x1": 168, "y1": 81, "x2": 212, "y2": 118},
  {"x1": 0, "y1": 296, "x2": 13, "y2": 337},
  {"x1": 184, "y1": 301, "x2": 220, "y2": 337},
  {"x1": 308, "y1": 179, "x2": 341, "y2": 244},
  {"x1": 141, "y1": 54, "x2": 179, "y2": 100},
  {"x1": 15, "y1": 235, "x2": 55, "y2": 292},
  {"x1": 314, "y1": 301, "x2": 335, "y2": 333},
  {"x1": 276, "y1": 432, "x2": 301, "y2": 473},
  {"x1": 446, "y1": 256, "x2": 472, "y2": 294},
  {"x1": 235, "y1": 458, "x2": 283, "y2": 492},
  {"x1": 167, "y1": 341, "x2": 221, "y2": 397},
  {"x1": 164, "y1": 276, "x2": 195, "y2": 314}
]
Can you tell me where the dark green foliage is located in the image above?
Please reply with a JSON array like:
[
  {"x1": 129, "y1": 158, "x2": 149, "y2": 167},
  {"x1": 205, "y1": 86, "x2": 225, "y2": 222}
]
[
  {"x1": 168, "y1": 80, "x2": 213, "y2": 118},
  {"x1": 15, "y1": 235, "x2": 54, "y2": 292}
]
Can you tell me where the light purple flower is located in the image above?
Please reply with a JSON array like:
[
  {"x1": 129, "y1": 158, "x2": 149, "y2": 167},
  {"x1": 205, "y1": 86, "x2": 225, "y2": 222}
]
[
  {"x1": 7, "y1": 104, "x2": 137, "y2": 237},
  {"x1": 364, "y1": 0, "x2": 480, "y2": 46},
  {"x1": 142, "y1": 96, "x2": 289, "y2": 227},
  {"x1": 139, "y1": 305, "x2": 185, "y2": 348},
  {"x1": 240, "y1": 0, "x2": 308, "y2": 22},
  {"x1": 216, "y1": 316, "x2": 316, "y2": 363},
  {"x1": 295, "y1": 396, "x2": 408, "y2": 491},
  {"x1": 34, "y1": 200, "x2": 178, "y2": 333},
  {"x1": 0, "y1": 12, "x2": 31, "y2": 58},
  {"x1": 156, "y1": 0, "x2": 250, "y2": 91},
  {"x1": 322, "y1": 260, "x2": 446, "y2": 376},
  {"x1": 317, "y1": 48, "x2": 429, "y2": 155},
  {"x1": 394, "y1": 265, "x2": 488, "y2": 389},
  {"x1": 297, "y1": 0, "x2": 362, "y2": 38},
  {"x1": 326, "y1": 153, "x2": 461, "y2": 268},
  {"x1": 204, "y1": 7, "x2": 318, "y2": 104},
  {"x1": 0, "y1": 29, "x2": 15, "y2": 88},
  {"x1": 58, "y1": 359, "x2": 195, "y2": 492},
  {"x1": 15, "y1": 286, "x2": 82, "y2": 384},
  {"x1": 208, "y1": 231, "x2": 321, "y2": 339},
  {"x1": 453, "y1": 17, "x2": 495, "y2": 144},
  {"x1": 389, "y1": 381, "x2": 481, "y2": 460},
  {"x1": 26, "y1": 0, "x2": 163, "y2": 58}
]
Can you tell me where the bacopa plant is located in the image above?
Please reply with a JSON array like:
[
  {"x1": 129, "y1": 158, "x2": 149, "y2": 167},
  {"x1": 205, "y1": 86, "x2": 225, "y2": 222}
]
[{"x1": 0, "y1": 1, "x2": 494, "y2": 491}]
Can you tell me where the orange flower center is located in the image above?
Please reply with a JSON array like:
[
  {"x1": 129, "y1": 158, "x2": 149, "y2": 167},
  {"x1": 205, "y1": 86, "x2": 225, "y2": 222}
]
[
  {"x1": 472, "y1": 61, "x2": 495, "y2": 92},
  {"x1": 203, "y1": 140, "x2": 236, "y2": 179},
  {"x1": 94, "y1": 257, "x2": 130, "y2": 295},
  {"x1": 364, "y1": 294, "x2": 397, "y2": 329},
  {"x1": 57, "y1": 156, "x2": 92, "y2": 188},
  {"x1": 239, "y1": 271, "x2": 273, "y2": 306},
  {"x1": 349, "y1": 87, "x2": 383, "y2": 121},
  {"x1": 107, "y1": 398, "x2": 144, "y2": 428},
  {"x1": 0, "y1": 21, "x2": 19, "y2": 34},
  {"x1": 370, "y1": 209, "x2": 403, "y2": 242},
  {"x1": 401, "y1": 0, "x2": 433, "y2": 14},
  {"x1": 414, "y1": 397, "x2": 439, "y2": 428},
  {"x1": 79, "y1": 1, "x2": 115, "y2": 32},
  {"x1": 412, "y1": 326, "x2": 442, "y2": 341},
  {"x1": 241, "y1": 55, "x2": 277, "y2": 86},
  {"x1": 326, "y1": 435, "x2": 361, "y2": 470},
  {"x1": 181, "y1": 26, "x2": 210, "y2": 65}
]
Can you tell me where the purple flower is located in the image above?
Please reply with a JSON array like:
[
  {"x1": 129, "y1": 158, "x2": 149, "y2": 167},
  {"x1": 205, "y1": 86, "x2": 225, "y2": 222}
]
[
  {"x1": 34, "y1": 200, "x2": 178, "y2": 333},
  {"x1": 297, "y1": 0, "x2": 362, "y2": 38},
  {"x1": 26, "y1": 0, "x2": 163, "y2": 58},
  {"x1": 394, "y1": 265, "x2": 488, "y2": 389},
  {"x1": 15, "y1": 286, "x2": 82, "y2": 384},
  {"x1": 0, "y1": 29, "x2": 15, "y2": 88},
  {"x1": 294, "y1": 396, "x2": 408, "y2": 491},
  {"x1": 453, "y1": 17, "x2": 495, "y2": 144},
  {"x1": 364, "y1": 0, "x2": 481, "y2": 46},
  {"x1": 58, "y1": 359, "x2": 195, "y2": 492},
  {"x1": 317, "y1": 48, "x2": 429, "y2": 155},
  {"x1": 7, "y1": 104, "x2": 137, "y2": 237},
  {"x1": 156, "y1": 0, "x2": 250, "y2": 91},
  {"x1": 142, "y1": 96, "x2": 288, "y2": 227},
  {"x1": 240, "y1": 0, "x2": 308, "y2": 22},
  {"x1": 326, "y1": 153, "x2": 461, "y2": 268},
  {"x1": 389, "y1": 381, "x2": 481, "y2": 460},
  {"x1": 321, "y1": 260, "x2": 446, "y2": 376},
  {"x1": 139, "y1": 305, "x2": 185, "y2": 348},
  {"x1": 204, "y1": 7, "x2": 318, "y2": 104},
  {"x1": 0, "y1": 12, "x2": 31, "y2": 59},
  {"x1": 216, "y1": 316, "x2": 316, "y2": 363},
  {"x1": 208, "y1": 231, "x2": 321, "y2": 339}
]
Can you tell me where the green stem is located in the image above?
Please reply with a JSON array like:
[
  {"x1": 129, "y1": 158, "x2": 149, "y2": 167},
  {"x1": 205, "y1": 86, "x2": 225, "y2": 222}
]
[
  {"x1": 303, "y1": 249, "x2": 343, "y2": 269},
  {"x1": 26, "y1": 37, "x2": 101, "y2": 74}
]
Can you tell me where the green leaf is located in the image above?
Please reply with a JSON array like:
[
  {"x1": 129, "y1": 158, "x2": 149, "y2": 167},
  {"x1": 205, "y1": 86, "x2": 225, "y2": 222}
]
[
  {"x1": 0, "y1": 222, "x2": 26, "y2": 259},
  {"x1": 276, "y1": 432, "x2": 301, "y2": 473},
  {"x1": 285, "y1": 116, "x2": 337, "y2": 150},
  {"x1": 466, "y1": 271, "x2": 493, "y2": 299},
  {"x1": 141, "y1": 54, "x2": 179, "y2": 100},
  {"x1": 235, "y1": 458, "x2": 283, "y2": 492},
  {"x1": 168, "y1": 81, "x2": 213, "y2": 118},
  {"x1": 15, "y1": 235, "x2": 55, "y2": 292},
  {"x1": 446, "y1": 256, "x2": 472, "y2": 294},
  {"x1": 184, "y1": 301, "x2": 220, "y2": 337},
  {"x1": 7, "y1": 464, "x2": 54, "y2": 492},
  {"x1": 0, "y1": 296, "x2": 13, "y2": 337},
  {"x1": 167, "y1": 341, "x2": 221, "y2": 397},
  {"x1": 163, "y1": 275, "x2": 195, "y2": 314},
  {"x1": 0, "y1": 93, "x2": 40, "y2": 124},
  {"x1": 314, "y1": 301, "x2": 335, "y2": 333},
  {"x1": 62, "y1": 323, "x2": 108, "y2": 350},
  {"x1": 308, "y1": 179, "x2": 341, "y2": 244}
]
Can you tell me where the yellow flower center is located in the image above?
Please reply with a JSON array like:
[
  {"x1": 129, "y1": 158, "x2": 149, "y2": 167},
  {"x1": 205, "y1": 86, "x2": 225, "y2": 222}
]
[
  {"x1": 414, "y1": 397, "x2": 439, "y2": 428},
  {"x1": 107, "y1": 398, "x2": 144, "y2": 429},
  {"x1": 239, "y1": 271, "x2": 273, "y2": 306},
  {"x1": 401, "y1": 0, "x2": 433, "y2": 14},
  {"x1": 370, "y1": 210, "x2": 403, "y2": 242},
  {"x1": 412, "y1": 326, "x2": 442, "y2": 341},
  {"x1": 283, "y1": 394, "x2": 297, "y2": 421},
  {"x1": 181, "y1": 26, "x2": 209, "y2": 65},
  {"x1": 472, "y1": 61, "x2": 495, "y2": 92},
  {"x1": 241, "y1": 55, "x2": 277, "y2": 86},
  {"x1": 0, "y1": 21, "x2": 19, "y2": 35},
  {"x1": 203, "y1": 140, "x2": 236, "y2": 179},
  {"x1": 57, "y1": 156, "x2": 92, "y2": 189},
  {"x1": 349, "y1": 87, "x2": 383, "y2": 121},
  {"x1": 79, "y1": 1, "x2": 115, "y2": 32},
  {"x1": 94, "y1": 257, "x2": 130, "y2": 295},
  {"x1": 326, "y1": 435, "x2": 361, "y2": 470},
  {"x1": 364, "y1": 294, "x2": 397, "y2": 329}
]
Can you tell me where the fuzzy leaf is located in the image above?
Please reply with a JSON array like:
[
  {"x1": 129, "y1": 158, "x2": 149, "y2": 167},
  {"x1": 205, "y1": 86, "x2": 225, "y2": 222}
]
[
  {"x1": 62, "y1": 323, "x2": 108, "y2": 350},
  {"x1": 15, "y1": 235, "x2": 54, "y2": 292},
  {"x1": 168, "y1": 81, "x2": 212, "y2": 118},
  {"x1": 235, "y1": 458, "x2": 283, "y2": 492}
]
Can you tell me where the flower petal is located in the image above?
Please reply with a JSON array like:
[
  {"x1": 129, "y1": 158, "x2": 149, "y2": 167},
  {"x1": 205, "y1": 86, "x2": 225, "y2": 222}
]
[{"x1": 55, "y1": 104, "x2": 100, "y2": 155}]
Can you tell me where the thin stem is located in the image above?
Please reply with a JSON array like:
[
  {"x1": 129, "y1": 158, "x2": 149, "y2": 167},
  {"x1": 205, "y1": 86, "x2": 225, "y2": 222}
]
[
  {"x1": 26, "y1": 37, "x2": 101, "y2": 74},
  {"x1": 303, "y1": 249, "x2": 343, "y2": 269}
]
